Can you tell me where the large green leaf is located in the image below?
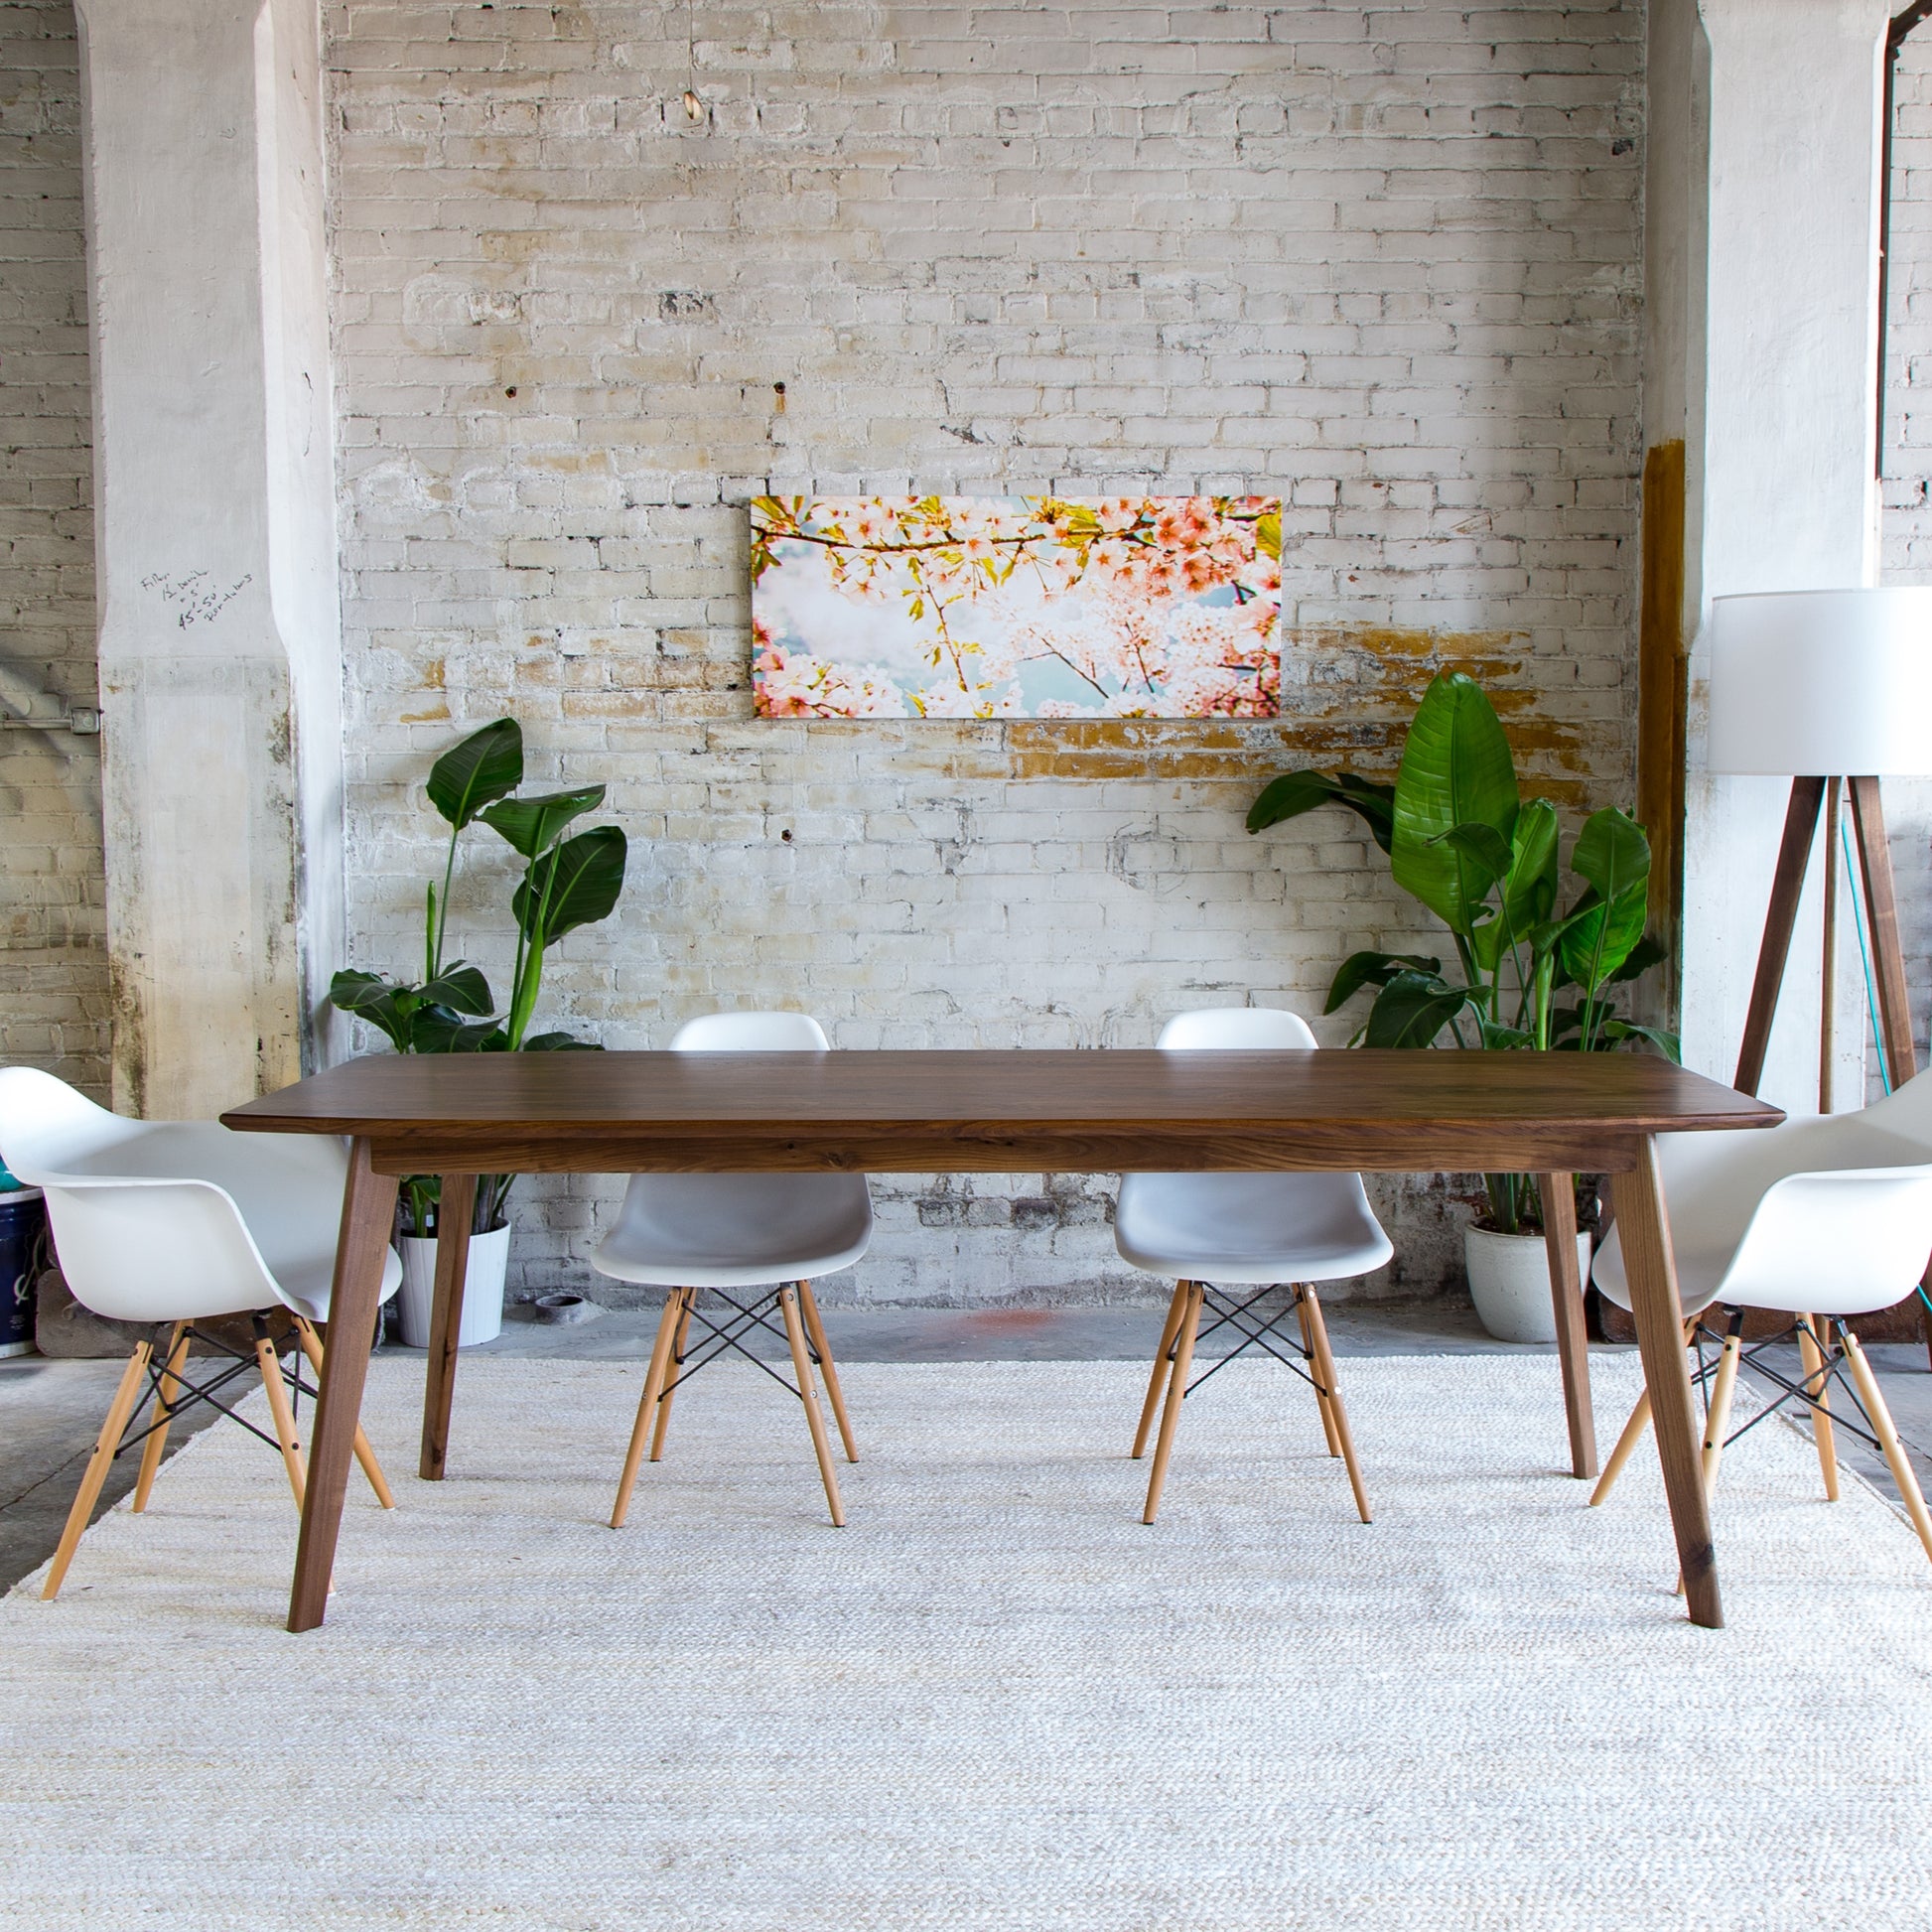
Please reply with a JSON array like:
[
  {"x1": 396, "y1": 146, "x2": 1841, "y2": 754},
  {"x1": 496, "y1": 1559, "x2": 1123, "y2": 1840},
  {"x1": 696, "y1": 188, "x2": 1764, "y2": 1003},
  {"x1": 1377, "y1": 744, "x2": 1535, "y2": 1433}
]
[
  {"x1": 512, "y1": 824, "x2": 628, "y2": 948},
  {"x1": 326, "y1": 968, "x2": 414, "y2": 1051},
  {"x1": 1500, "y1": 798, "x2": 1560, "y2": 936},
  {"x1": 1324, "y1": 949, "x2": 1443, "y2": 1014},
  {"x1": 1247, "y1": 770, "x2": 1396, "y2": 853},
  {"x1": 481, "y1": 785, "x2": 607, "y2": 860},
  {"x1": 1390, "y1": 672, "x2": 1519, "y2": 935},
  {"x1": 417, "y1": 964, "x2": 494, "y2": 1017},
  {"x1": 520, "y1": 1031, "x2": 604, "y2": 1051},
  {"x1": 408, "y1": 1011, "x2": 506, "y2": 1054},
  {"x1": 426, "y1": 719, "x2": 523, "y2": 830},
  {"x1": 1362, "y1": 970, "x2": 1474, "y2": 1047},
  {"x1": 1558, "y1": 808, "x2": 1652, "y2": 992}
]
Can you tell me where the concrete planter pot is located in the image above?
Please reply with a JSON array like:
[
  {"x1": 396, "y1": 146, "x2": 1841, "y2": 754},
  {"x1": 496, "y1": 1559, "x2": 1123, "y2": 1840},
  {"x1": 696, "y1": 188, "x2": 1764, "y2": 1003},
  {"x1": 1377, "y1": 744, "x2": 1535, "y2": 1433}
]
[
  {"x1": 1463, "y1": 1224, "x2": 1591, "y2": 1345},
  {"x1": 396, "y1": 1223, "x2": 508, "y2": 1349}
]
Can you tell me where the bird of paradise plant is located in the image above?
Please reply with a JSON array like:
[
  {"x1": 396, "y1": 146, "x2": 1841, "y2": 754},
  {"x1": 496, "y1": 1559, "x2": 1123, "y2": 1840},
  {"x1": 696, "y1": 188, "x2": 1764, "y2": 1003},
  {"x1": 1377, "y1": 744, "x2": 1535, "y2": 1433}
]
[
  {"x1": 328, "y1": 719, "x2": 627, "y2": 1235},
  {"x1": 1249, "y1": 670, "x2": 1676, "y2": 1235}
]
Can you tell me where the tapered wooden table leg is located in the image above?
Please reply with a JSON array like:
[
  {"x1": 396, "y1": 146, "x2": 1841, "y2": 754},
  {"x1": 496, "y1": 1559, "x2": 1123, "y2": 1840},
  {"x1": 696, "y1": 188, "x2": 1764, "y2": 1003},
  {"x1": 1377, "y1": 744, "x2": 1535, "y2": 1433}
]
[
  {"x1": 1609, "y1": 1137, "x2": 1723, "y2": 1628},
  {"x1": 1540, "y1": 1173, "x2": 1597, "y2": 1478},
  {"x1": 289, "y1": 1138, "x2": 399, "y2": 1633},
  {"x1": 419, "y1": 1172, "x2": 476, "y2": 1481}
]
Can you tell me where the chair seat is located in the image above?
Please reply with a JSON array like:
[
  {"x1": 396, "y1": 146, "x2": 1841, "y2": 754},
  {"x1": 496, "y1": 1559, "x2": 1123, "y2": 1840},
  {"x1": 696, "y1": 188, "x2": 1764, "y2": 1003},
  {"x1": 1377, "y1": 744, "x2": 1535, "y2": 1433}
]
[
  {"x1": 277, "y1": 1243, "x2": 404, "y2": 1324},
  {"x1": 592, "y1": 1173, "x2": 874, "y2": 1288},
  {"x1": 1115, "y1": 1171, "x2": 1394, "y2": 1284}
]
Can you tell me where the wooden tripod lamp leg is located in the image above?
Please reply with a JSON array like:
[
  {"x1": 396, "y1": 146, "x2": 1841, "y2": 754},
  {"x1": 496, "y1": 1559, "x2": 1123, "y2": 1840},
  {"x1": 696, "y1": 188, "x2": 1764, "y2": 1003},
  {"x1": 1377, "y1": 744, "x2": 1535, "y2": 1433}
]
[{"x1": 1733, "y1": 776, "x2": 1826, "y2": 1098}]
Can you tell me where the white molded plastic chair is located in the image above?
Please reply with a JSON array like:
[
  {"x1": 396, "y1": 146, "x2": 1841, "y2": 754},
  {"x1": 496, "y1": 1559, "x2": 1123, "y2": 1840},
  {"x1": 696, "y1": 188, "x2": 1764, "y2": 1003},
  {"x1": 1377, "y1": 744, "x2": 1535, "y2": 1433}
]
[
  {"x1": 592, "y1": 1012, "x2": 871, "y2": 1527},
  {"x1": 0, "y1": 1066, "x2": 402, "y2": 1599},
  {"x1": 1590, "y1": 1069, "x2": 1932, "y2": 1568},
  {"x1": 1116, "y1": 1008, "x2": 1393, "y2": 1525}
]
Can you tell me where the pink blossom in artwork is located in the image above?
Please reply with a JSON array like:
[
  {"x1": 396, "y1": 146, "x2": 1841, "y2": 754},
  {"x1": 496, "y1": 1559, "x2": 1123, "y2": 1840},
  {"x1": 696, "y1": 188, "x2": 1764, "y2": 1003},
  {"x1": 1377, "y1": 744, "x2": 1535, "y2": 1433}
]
[{"x1": 750, "y1": 494, "x2": 1282, "y2": 720}]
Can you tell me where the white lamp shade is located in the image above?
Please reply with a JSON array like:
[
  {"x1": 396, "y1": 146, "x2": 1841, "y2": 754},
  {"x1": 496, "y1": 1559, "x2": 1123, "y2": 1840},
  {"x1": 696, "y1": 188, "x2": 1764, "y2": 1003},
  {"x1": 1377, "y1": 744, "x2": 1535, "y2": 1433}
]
[{"x1": 1707, "y1": 588, "x2": 1932, "y2": 776}]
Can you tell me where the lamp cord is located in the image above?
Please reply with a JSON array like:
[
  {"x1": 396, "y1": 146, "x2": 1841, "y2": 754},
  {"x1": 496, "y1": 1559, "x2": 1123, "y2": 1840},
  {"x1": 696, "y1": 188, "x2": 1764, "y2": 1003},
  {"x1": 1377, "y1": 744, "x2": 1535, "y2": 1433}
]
[{"x1": 1843, "y1": 815, "x2": 1891, "y2": 1097}]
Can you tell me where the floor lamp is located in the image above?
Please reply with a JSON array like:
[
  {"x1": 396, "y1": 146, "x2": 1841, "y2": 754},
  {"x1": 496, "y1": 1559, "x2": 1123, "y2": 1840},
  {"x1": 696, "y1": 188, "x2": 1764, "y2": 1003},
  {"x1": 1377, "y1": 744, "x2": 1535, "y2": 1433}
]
[{"x1": 1708, "y1": 587, "x2": 1932, "y2": 1360}]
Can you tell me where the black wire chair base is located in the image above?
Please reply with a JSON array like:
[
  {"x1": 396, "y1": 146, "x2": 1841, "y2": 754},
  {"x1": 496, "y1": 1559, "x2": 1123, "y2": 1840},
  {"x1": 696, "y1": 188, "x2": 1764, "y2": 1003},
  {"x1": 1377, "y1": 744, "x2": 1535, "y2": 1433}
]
[
  {"x1": 1171, "y1": 1283, "x2": 1332, "y2": 1404},
  {"x1": 109, "y1": 1314, "x2": 312, "y2": 1464},
  {"x1": 1690, "y1": 1310, "x2": 1883, "y2": 1458},
  {"x1": 657, "y1": 1286, "x2": 828, "y2": 1406}
]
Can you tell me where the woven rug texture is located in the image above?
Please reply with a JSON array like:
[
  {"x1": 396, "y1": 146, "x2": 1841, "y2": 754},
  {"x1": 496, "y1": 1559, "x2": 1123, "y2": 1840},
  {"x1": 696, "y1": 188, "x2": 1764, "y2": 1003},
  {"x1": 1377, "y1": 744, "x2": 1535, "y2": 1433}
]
[{"x1": 4, "y1": 1355, "x2": 1931, "y2": 1930}]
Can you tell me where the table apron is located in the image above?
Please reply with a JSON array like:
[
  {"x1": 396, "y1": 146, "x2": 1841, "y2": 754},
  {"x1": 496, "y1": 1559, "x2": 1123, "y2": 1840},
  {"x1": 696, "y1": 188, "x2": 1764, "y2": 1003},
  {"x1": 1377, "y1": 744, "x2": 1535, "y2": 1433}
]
[{"x1": 356, "y1": 1126, "x2": 1650, "y2": 1175}]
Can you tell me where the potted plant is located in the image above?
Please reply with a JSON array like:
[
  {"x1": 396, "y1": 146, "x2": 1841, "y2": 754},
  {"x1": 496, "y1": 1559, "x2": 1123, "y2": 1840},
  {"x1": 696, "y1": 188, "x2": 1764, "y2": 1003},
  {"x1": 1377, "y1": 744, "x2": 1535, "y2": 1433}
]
[
  {"x1": 1249, "y1": 671, "x2": 1676, "y2": 1342},
  {"x1": 329, "y1": 719, "x2": 627, "y2": 1347}
]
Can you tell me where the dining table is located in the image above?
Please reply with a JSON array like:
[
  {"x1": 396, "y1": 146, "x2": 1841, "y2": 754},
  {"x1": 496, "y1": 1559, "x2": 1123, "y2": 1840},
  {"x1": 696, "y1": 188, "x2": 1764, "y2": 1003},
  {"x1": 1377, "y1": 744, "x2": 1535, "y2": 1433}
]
[{"x1": 221, "y1": 1046, "x2": 1782, "y2": 1632}]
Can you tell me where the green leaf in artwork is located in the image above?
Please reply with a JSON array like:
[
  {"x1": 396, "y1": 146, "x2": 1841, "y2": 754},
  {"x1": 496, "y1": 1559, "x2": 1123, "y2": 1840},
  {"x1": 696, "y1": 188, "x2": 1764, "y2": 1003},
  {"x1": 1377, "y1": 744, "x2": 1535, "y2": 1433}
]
[{"x1": 1255, "y1": 509, "x2": 1282, "y2": 560}]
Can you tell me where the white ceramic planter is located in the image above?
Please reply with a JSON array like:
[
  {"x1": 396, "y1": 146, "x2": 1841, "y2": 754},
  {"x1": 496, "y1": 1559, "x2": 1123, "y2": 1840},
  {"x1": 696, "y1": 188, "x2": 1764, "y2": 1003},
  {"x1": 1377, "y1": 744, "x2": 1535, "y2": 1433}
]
[
  {"x1": 396, "y1": 1223, "x2": 508, "y2": 1349},
  {"x1": 1463, "y1": 1224, "x2": 1592, "y2": 1344}
]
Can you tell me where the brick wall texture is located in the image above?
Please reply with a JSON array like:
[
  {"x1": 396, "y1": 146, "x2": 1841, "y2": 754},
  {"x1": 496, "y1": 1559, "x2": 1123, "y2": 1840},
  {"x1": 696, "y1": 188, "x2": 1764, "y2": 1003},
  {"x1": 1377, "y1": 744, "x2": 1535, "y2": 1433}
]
[
  {"x1": 325, "y1": 0, "x2": 1646, "y2": 1304},
  {"x1": 0, "y1": 0, "x2": 105, "y2": 1100},
  {"x1": 0, "y1": 0, "x2": 1652, "y2": 1304},
  {"x1": 1879, "y1": 29, "x2": 1932, "y2": 1099}
]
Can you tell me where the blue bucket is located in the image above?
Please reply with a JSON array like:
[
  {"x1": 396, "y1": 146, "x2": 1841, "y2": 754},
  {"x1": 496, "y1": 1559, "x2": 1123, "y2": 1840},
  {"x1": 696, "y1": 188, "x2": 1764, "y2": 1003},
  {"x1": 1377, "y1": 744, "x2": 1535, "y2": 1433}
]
[{"x1": 0, "y1": 1187, "x2": 45, "y2": 1358}]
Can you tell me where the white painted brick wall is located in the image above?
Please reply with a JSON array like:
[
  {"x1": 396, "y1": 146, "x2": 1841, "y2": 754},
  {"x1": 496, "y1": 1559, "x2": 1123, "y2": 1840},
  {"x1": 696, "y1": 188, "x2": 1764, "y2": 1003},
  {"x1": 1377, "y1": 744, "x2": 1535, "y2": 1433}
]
[
  {"x1": 0, "y1": 0, "x2": 106, "y2": 1099},
  {"x1": 1878, "y1": 33, "x2": 1932, "y2": 1101},
  {"x1": 324, "y1": 0, "x2": 1646, "y2": 1306}
]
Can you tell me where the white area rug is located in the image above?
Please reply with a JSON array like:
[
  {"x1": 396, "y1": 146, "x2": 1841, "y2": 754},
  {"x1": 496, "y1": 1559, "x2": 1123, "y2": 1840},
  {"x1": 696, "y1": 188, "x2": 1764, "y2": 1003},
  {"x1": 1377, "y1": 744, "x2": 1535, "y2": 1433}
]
[{"x1": 5, "y1": 1356, "x2": 1932, "y2": 1930}]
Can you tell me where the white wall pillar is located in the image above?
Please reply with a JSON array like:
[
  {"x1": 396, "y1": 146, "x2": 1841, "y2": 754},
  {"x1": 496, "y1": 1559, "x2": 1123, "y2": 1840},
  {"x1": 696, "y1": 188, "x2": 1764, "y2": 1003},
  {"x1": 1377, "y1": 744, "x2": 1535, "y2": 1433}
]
[
  {"x1": 77, "y1": 0, "x2": 343, "y2": 1118},
  {"x1": 1667, "y1": 0, "x2": 1890, "y2": 1113}
]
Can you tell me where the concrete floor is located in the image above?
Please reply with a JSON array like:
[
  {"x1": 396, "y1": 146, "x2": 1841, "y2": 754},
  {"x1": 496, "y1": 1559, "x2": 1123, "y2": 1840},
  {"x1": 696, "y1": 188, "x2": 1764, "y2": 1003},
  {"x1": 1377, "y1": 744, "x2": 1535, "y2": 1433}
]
[{"x1": 5, "y1": 1299, "x2": 1929, "y2": 1594}]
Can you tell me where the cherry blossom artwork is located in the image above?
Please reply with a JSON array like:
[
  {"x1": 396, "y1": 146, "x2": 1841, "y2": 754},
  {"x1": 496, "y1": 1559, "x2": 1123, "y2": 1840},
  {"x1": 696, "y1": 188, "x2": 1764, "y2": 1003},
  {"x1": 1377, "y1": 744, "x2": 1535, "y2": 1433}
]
[{"x1": 750, "y1": 494, "x2": 1282, "y2": 720}]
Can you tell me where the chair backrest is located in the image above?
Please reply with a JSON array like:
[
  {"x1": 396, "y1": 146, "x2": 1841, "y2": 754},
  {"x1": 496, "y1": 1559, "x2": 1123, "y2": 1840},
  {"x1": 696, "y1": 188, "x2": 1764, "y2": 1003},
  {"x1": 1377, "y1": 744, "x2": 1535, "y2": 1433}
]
[
  {"x1": 1157, "y1": 1007, "x2": 1316, "y2": 1051},
  {"x1": 1624, "y1": 1084, "x2": 1932, "y2": 1316},
  {"x1": 0, "y1": 1065, "x2": 338, "y2": 1323},
  {"x1": 1722, "y1": 1162, "x2": 1932, "y2": 1314},
  {"x1": 671, "y1": 1011, "x2": 831, "y2": 1052}
]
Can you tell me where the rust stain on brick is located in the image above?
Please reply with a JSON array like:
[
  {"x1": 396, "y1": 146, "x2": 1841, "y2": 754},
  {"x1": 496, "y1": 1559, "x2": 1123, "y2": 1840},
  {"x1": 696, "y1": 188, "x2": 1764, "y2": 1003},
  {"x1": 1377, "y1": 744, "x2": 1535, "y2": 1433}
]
[{"x1": 997, "y1": 626, "x2": 1593, "y2": 799}]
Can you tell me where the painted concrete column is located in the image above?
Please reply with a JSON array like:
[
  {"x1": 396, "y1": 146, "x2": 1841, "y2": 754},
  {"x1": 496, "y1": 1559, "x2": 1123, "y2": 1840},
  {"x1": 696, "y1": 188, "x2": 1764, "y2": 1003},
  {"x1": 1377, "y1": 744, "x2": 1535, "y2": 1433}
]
[
  {"x1": 1662, "y1": 0, "x2": 1890, "y2": 1113},
  {"x1": 76, "y1": 0, "x2": 343, "y2": 1117}
]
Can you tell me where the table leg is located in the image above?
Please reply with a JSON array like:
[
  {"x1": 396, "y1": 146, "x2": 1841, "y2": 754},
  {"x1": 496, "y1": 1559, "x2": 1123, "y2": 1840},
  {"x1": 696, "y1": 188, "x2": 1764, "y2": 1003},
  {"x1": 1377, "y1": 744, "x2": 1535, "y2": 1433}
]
[
  {"x1": 419, "y1": 1173, "x2": 477, "y2": 1481},
  {"x1": 1609, "y1": 1136, "x2": 1723, "y2": 1629},
  {"x1": 1539, "y1": 1172, "x2": 1597, "y2": 1479},
  {"x1": 289, "y1": 1137, "x2": 399, "y2": 1633}
]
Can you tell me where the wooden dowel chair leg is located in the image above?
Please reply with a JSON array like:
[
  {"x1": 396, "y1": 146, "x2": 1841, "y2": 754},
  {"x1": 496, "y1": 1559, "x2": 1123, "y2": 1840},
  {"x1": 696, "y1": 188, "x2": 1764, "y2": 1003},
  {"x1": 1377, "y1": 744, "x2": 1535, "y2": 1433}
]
[
  {"x1": 651, "y1": 1290, "x2": 694, "y2": 1462},
  {"x1": 779, "y1": 1286, "x2": 846, "y2": 1527},
  {"x1": 294, "y1": 1318, "x2": 394, "y2": 1510},
  {"x1": 798, "y1": 1281, "x2": 858, "y2": 1463},
  {"x1": 1798, "y1": 1314, "x2": 1840, "y2": 1502},
  {"x1": 1590, "y1": 1319, "x2": 1694, "y2": 1508},
  {"x1": 1675, "y1": 1314, "x2": 1743, "y2": 1597},
  {"x1": 1297, "y1": 1288, "x2": 1342, "y2": 1458},
  {"x1": 1303, "y1": 1285, "x2": 1371, "y2": 1525},
  {"x1": 1132, "y1": 1280, "x2": 1189, "y2": 1460},
  {"x1": 42, "y1": 1340, "x2": 153, "y2": 1601},
  {"x1": 132, "y1": 1323, "x2": 188, "y2": 1512},
  {"x1": 1840, "y1": 1328, "x2": 1932, "y2": 1568},
  {"x1": 1143, "y1": 1283, "x2": 1203, "y2": 1525},
  {"x1": 255, "y1": 1323, "x2": 308, "y2": 1512},
  {"x1": 1589, "y1": 1391, "x2": 1652, "y2": 1506},
  {"x1": 613, "y1": 1292, "x2": 683, "y2": 1529}
]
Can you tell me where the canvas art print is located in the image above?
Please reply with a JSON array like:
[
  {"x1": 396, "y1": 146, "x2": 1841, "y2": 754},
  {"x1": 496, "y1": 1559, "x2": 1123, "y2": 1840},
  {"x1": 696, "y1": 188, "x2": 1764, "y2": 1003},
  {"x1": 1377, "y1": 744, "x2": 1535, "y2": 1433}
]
[{"x1": 751, "y1": 494, "x2": 1282, "y2": 719}]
